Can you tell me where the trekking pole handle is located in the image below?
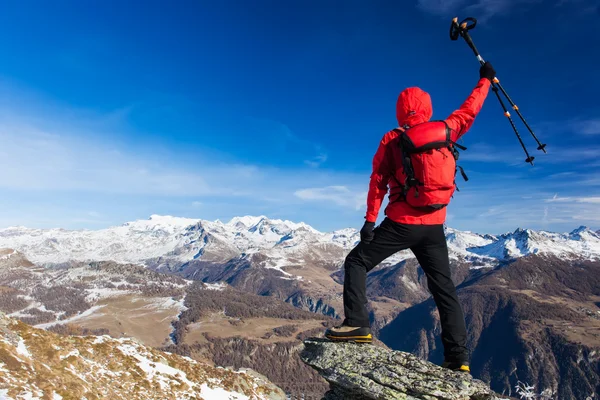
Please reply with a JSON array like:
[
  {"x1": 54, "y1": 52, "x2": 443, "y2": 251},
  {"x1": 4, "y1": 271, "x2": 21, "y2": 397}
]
[{"x1": 450, "y1": 17, "x2": 483, "y2": 63}]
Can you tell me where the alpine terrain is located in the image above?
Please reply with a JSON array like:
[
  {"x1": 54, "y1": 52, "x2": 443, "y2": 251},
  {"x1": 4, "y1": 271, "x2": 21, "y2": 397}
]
[
  {"x1": 0, "y1": 215, "x2": 599, "y2": 398},
  {"x1": 0, "y1": 311, "x2": 286, "y2": 399}
]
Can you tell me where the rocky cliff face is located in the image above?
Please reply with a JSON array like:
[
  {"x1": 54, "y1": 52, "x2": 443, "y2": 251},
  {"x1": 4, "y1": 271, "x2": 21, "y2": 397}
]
[
  {"x1": 379, "y1": 256, "x2": 600, "y2": 399},
  {"x1": 0, "y1": 312, "x2": 286, "y2": 399},
  {"x1": 300, "y1": 339, "x2": 502, "y2": 400}
]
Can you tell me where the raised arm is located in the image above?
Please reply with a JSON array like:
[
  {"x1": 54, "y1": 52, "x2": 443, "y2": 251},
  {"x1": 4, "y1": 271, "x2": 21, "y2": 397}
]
[{"x1": 445, "y1": 62, "x2": 495, "y2": 141}]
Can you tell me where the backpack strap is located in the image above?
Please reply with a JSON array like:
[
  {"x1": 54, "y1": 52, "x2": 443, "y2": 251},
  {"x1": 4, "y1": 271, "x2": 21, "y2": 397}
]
[
  {"x1": 393, "y1": 127, "x2": 423, "y2": 200},
  {"x1": 452, "y1": 141, "x2": 467, "y2": 151},
  {"x1": 389, "y1": 128, "x2": 408, "y2": 202}
]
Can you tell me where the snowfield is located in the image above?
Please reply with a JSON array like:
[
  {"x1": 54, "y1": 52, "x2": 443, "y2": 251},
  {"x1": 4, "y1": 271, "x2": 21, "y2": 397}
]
[{"x1": 0, "y1": 215, "x2": 599, "y2": 271}]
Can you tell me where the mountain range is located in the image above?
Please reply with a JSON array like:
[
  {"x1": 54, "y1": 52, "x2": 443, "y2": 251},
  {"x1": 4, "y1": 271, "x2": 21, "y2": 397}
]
[
  {"x1": 0, "y1": 215, "x2": 599, "y2": 398},
  {"x1": 1, "y1": 214, "x2": 599, "y2": 267}
]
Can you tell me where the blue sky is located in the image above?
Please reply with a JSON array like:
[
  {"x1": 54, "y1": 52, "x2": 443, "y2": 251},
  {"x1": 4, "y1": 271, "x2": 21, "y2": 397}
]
[{"x1": 0, "y1": 0, "x2": 598, "y2": 234}]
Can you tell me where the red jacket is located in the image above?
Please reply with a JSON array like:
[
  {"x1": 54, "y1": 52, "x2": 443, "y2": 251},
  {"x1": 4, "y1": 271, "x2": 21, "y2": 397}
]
[{"x1": 365, "y1": 78, "x2": 491, "y2": 225}]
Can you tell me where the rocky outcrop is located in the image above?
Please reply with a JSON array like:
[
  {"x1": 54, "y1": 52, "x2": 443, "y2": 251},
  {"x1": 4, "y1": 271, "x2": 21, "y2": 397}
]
[
  {"x1": 300, "y1": 339, "x2": 501, "y2": 400},
  {"x1": 0, "y1": 312, "x2": 286, "y2": 399}
]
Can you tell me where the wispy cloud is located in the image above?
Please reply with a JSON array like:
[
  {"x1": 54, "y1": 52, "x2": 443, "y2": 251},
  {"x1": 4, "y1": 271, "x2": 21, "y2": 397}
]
[
  {"x1": 305, "y1": 153, "x2": 328, "y2": 168},
  {"x1": 417, "y1": 0, "x2": 467, "y2": 15},
  {"x1": 245, "y1": 117, "x2": 328, "y2": 168},
  {"x1": 0, "y1": 126, "x2": 214, "y2": 196},
  {"x1": 417, "y1": 0, "x2": 543, "y2": 20},
  {"x1": 0, "y1": 81, "x2": 597, "y2": 234},
  {"x1": 532, "y1": 117, "x2": 600, "y2": 138},
  {"x1": 294, "y1": 186, "x2": 366, "y2": 210},
  {"x1": 546, "y1": 195, "x2": 600, "y2": 204},
  {"x1": 0, "y1": 83, "x2": 364, "y2": 230},
  {"x1": 572, "y1": 119, "x2": 600, "y2": 135},
  {"x1": 461, "y1": 141, "x2": 600, "y2": 165}
]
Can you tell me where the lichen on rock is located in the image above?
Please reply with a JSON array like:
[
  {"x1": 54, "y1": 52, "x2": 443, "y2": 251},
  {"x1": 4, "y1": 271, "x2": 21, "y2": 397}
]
[{"x1": 300, "y1": 339, "x2": 502, "y2": 400}]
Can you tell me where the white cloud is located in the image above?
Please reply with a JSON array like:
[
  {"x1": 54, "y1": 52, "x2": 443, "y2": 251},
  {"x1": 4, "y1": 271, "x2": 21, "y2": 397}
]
[
  {"x1": 546, "y1": 196, "x2": 600, "y2": 204},
  {"x1": 304, "y1": 153, "x2": 328, "y2": 168},
  {"x1": 417, "y1": 0, "x2": 543, "y2": 19},
  {"x1": 0, "y1": 87, "x2": 371, "y2": 231},
  {"x1": 459, "y1": 143, "x2": 523, "y2": 163},
  {"x1": 294, "y1": 186, "x2": 367, "y2": 210},
  {"x1": 575, "y1": 119, "x2": 600, "y2": 135},
  {"x1": 462, "y1": 142, "x2": 600, "y2": 165},
  {"x1": 417, "y1": 0, "x2": 467, "y2": 15},
  {"x1": 0, "y1": 126, "x2": 215, "y2": 196}
]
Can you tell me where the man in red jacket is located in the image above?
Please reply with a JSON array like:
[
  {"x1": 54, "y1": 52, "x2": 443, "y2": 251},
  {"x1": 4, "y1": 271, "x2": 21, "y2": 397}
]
[{"x1": 326, "y1": 62, "x2": 496, "y2": 372}]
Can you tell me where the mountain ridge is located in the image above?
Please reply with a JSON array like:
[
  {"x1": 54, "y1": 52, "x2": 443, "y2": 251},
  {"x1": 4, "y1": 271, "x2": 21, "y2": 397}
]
[{"x1": 1, "y1": 215, "x2": 599, "y2": 270}]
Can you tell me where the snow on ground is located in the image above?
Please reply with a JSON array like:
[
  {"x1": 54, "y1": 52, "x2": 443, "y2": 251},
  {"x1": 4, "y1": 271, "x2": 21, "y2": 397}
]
[
  {"x1": 118, "y1": 343, "x2": 197, "y2": 391},
  {"x1": 34, "y1": 305, "x2": 106, "y2": 329},
  {"x1": 15, "y1": 337, "x2": 31, "y2": 359},
  {"x1": 264, "y1": 258, "x2": 294, "y2": 276},
  {"x1": 84, "y1": 288, "x2": 137, "y2": 303},
  {"x1": 199, "y1": 383, "x2": 251, "y2": 400},
  {"x1": 8, "y1": 300, "x2": 50, "y2": 318},
  {"x1": 141, "y1": 296, "x2": 187, "y2": 312},
  {"x1": 203, "y1": 282, "x2": 226, "y2": 291},
  {"x1": 59, "y1": 349, "x2": 80, "y2": 360}
]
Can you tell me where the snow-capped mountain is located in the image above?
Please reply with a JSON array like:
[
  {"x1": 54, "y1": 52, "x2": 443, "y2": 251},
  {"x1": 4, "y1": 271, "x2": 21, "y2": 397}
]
[
  {"x1": 1, "y1": 216, "x2": 599, "y2": 270},
  {"x1": 467, "y1": 226, "x2": 600, "y2": 261}
]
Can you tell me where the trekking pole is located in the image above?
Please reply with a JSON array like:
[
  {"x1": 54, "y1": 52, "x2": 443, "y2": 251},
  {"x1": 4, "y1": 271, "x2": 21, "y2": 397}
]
[
  {"x1": 450, "y1": 17, "x2": 547, "y2": 165},
  {"x1": 491, "y1": 85, "x2": 535, "y2": 164}
]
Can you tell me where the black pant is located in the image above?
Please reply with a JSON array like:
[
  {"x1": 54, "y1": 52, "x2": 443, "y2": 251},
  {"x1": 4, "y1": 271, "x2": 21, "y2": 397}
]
[{"x1": 343, "y1": 218, "x2": 468, "y2": 363}]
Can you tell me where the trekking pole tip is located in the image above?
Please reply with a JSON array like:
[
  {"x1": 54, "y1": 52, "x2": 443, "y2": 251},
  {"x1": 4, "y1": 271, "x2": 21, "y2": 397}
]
[
  {"x1": 537, "y1": 144, "x2": 547, "y2": 153},
  {"x1": 526, "y1": 156, "x2": 535, "y2": 165}
]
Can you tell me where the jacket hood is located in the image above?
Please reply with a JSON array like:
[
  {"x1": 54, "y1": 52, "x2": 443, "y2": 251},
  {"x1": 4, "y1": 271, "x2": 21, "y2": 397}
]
[{"x1": 396, "y1": 87, "x2": 433, "y2": 127}]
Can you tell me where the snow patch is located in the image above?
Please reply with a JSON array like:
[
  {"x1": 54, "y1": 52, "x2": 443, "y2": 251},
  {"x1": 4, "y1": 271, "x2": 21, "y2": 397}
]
[
  {"x1": 199, "y1": 383, "x2": 251, "y2": 400},
  {"x1": 35, "y1": 305, "x2": 106, "y2": 329},
  {"x1": 59, "y1": 349, "x2": 80, "y2": 360},
  {"x1": 15, "y1": 337, "x2": 31, "y2": 359},
  {"x1": 401, "y1": 275, "x2": 419, "y2": 292},
  {"x1": 84, "y1": 287, "x2": 136, "y2": 302},
  {"x1": 117, "y1": 343, "x2": 197, "y2": 391},
  {"x1": 142, "y1": 297, "x2": 187, "y2": 311},
  {"x1": 203, "y1": 282, "x2": 226, "y2": 291},
  {"x1": 92, "y1": 336, "x2": 107, "y2": 344}
]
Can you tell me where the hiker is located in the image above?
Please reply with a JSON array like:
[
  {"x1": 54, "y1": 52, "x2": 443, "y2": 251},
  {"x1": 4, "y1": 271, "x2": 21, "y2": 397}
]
[{"x1": 326, "y1": 61, "x2": 496, "y2": 373}]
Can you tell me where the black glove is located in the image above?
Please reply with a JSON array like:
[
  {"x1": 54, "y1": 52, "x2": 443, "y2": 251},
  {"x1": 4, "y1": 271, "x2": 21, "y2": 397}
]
[
  {"x1": 479, "y1": 61, "x2": 496, "y2": 82},
  {"x1": 360, "y1": 221, "x2": 376, "y2": 244}
]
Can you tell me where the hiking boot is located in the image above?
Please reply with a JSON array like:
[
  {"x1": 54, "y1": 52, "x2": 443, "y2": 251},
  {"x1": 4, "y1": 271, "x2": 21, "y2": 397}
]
[
  {"x1": 441, "y1": 360, "x2": 471, "y2": 373},
  {"x1": 325, "y1": 325, "x2": 372, "y2": 343}
]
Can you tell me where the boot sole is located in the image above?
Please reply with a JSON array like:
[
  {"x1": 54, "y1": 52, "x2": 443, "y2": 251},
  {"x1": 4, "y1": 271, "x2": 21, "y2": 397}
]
[{"x1": 325, "y1": 334, "x2": 373, "y2": 343}]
